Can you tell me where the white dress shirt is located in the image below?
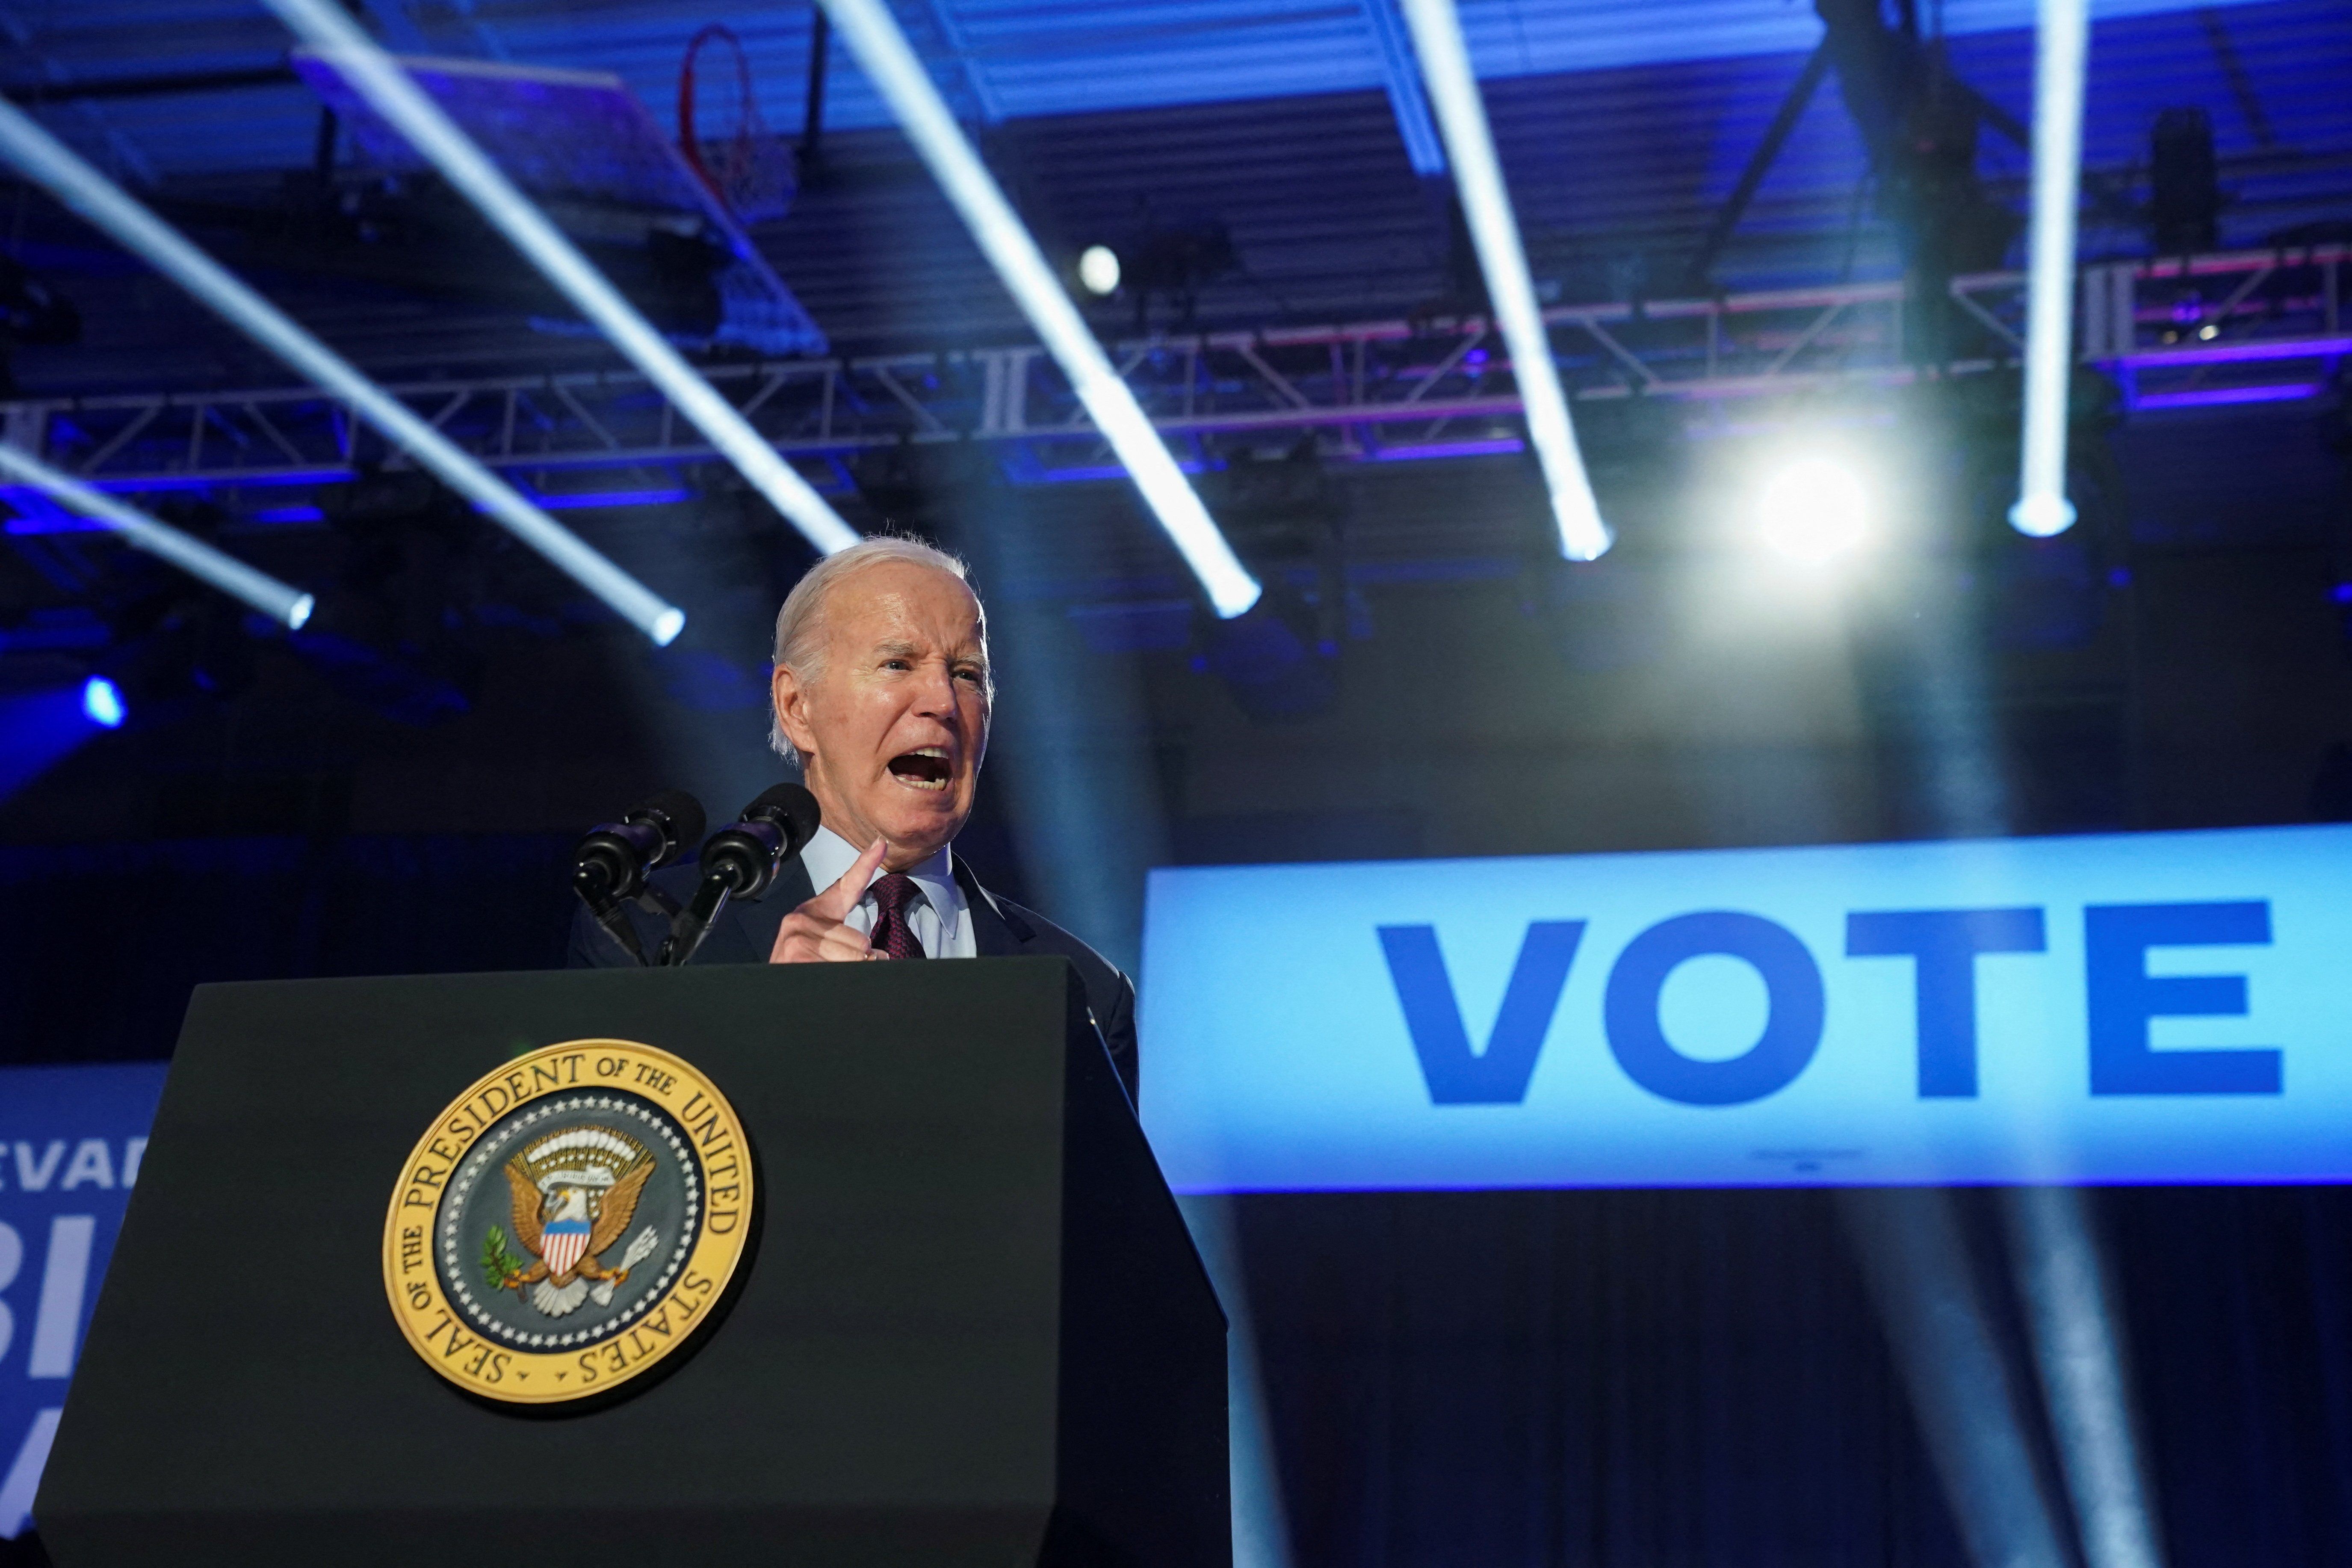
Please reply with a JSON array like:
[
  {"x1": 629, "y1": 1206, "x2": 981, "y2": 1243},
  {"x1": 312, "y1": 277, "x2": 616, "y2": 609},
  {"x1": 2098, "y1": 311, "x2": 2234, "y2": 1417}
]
[{"x1": 795, "y1": 826, "x2": 976, "y2": 959}]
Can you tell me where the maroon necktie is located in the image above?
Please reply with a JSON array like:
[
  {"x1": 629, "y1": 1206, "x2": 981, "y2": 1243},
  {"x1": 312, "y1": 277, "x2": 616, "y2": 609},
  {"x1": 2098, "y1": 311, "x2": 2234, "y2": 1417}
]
[{"x1": 868, "y1": 873, "x2": 928, "y2": 960}]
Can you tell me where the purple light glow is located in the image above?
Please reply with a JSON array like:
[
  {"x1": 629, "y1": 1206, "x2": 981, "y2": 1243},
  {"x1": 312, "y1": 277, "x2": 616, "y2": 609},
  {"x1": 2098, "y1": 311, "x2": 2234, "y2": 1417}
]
[
  {"x1": 1371, "y1": 438, "x2": 1526, "y2": 461},
  {"x1": 527, "y1": 487, "x2": 696, "y2": 510},
  {"x1": 2114, "y1": 334, "x2": 2352, "y2": 369},
  {"x1": 2131, "y1": 383, "x2": 2324, "y2": 410},
  {"x1": 1037, "y1": 462, "x2": 1209, "y2": 484}
]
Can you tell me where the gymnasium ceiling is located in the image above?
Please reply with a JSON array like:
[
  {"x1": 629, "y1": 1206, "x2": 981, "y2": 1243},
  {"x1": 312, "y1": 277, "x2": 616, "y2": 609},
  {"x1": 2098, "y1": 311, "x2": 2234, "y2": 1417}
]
[{"x1": 3, "y1": 0, "x2": 2347, "y2": 384}]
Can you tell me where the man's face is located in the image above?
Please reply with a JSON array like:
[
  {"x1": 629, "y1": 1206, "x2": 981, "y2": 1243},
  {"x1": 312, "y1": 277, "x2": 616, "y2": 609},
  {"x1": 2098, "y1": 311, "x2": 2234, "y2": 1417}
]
[{"x1": 771, "y1": 562, "x2": 991, "y2": 869}]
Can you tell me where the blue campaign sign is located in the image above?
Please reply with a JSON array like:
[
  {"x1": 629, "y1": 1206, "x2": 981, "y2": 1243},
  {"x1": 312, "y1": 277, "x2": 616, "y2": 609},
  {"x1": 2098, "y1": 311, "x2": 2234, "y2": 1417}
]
[
  {"x1": 1138, "y1": 824, "x2": 2352, "y2": 1193},
  {"x1": 0, "y1": 1063, "x2": 168, "y2": 1539}
]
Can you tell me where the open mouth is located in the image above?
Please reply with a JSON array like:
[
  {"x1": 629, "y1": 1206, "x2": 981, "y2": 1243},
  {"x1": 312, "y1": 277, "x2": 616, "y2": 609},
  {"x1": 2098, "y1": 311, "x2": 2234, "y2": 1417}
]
[{"x1": 887, "y1": 747, "x2": 953, "y2": 792}]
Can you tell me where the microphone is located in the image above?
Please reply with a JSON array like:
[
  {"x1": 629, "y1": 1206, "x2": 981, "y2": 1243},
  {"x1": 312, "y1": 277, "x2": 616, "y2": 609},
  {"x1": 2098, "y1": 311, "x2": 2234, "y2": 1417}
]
[
  {"x1": 573, "y1": 789, "x2": 706, "y2": 965},
  {"x1": 659, "y1": 783, "x2": 823, "y2": 967},
  {"x1": 699, "y1": 783, "x2": 823, "y2": 902}
]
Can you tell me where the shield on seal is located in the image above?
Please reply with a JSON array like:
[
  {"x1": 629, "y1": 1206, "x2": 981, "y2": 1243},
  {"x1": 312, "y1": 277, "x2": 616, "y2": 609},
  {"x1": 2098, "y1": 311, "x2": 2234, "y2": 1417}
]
[{"x1": 540, "y1": 1208, "x2": 592, "y2": 1279}]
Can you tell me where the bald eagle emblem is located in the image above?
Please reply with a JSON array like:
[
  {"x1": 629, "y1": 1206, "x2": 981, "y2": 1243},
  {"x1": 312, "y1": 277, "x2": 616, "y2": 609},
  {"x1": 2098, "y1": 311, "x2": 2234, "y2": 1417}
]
[{"x1": 490, "y1": 1125, "x2": 664, "y2": 1318}]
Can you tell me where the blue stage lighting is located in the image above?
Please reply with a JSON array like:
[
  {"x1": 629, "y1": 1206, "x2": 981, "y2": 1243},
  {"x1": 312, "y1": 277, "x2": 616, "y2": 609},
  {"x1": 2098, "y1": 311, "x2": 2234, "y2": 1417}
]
[
  {"x1": 0, "y1": 440, "x2": 314, "y2": 628},
  {"x1": 80, "y1": 676, "x2": 125, "y2": 729},
  {"x1": 2010, "y1": 0, "x2": 2091, "y2": 537},
  {"x1": 0, "y1": 94, "x2": 688, "y2": 646},
  {"x1": 816, "y1": 0, "x2": 1262, "y2": 618},
  {"x1": 1, "y1": 682, "x2": 115, "y2": 800},
  {"x1": 263, "y1": 0, "x2": 857, "y2": 568},
  {"x1": 1398, "y1": 0, "x2": 1611, "y2": 562}
]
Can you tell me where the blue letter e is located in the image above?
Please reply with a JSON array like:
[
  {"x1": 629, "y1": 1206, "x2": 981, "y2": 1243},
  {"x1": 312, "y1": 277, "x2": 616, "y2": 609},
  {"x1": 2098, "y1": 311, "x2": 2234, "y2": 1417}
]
[
  {"x1": 2086, "y1": 902, "x2": 2281, "y2": 1095},
  {"x1": 1379, "y1": 922, "x2": 1584, "y2": 1103}
]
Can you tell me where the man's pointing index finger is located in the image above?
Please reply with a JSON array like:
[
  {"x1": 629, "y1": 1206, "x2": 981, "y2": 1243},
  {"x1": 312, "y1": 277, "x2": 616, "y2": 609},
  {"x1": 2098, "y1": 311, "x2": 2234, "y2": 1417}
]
[{"x1": 810, "y1": 835, "x2": 889, "y2": 921}]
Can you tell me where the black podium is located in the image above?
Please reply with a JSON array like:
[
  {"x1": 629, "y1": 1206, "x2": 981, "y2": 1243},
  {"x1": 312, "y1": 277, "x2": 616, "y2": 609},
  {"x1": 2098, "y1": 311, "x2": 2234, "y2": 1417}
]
[{"x1": 34, "y1": 958, "x2": 1229, "y2": 1567}]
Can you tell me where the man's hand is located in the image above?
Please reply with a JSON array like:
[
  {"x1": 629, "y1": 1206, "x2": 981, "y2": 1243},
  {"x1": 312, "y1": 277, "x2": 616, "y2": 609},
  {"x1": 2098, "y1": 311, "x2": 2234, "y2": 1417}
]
[{"x1": 768, "y1": 836, "x2": 889, "y2": 964}]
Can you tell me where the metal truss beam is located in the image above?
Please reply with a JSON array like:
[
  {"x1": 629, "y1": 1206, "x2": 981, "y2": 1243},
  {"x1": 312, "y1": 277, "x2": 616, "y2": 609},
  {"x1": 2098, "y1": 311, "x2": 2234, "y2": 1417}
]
[{"x1": 4, "y1": 245, "x2": 2343, "y2": 526}]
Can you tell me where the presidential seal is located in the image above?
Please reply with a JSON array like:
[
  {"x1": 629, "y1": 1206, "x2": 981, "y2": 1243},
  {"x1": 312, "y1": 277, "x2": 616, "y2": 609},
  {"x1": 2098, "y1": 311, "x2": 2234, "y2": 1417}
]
[{"x1": 382, "y1": 1039, "x2": 754, "y2": 1405}]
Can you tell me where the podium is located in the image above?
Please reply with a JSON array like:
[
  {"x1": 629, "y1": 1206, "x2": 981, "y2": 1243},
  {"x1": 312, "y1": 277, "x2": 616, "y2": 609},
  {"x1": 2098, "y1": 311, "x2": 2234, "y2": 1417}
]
[{"x1": 33, "y1": 958, "x2": 1229, "y2": 1567}]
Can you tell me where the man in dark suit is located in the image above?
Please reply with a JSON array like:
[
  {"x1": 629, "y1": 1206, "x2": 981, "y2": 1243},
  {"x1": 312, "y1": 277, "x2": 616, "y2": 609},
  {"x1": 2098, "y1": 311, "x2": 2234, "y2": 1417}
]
[{"x1": 568, "y1": 536, "x2": 1138, "y2": 1102}]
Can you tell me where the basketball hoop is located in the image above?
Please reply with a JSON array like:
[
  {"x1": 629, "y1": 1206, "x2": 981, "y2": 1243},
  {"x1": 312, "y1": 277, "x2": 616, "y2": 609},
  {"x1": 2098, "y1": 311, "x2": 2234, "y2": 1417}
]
[{"x1": 678, "y1": 24, "x2": 796, "y2": 225}]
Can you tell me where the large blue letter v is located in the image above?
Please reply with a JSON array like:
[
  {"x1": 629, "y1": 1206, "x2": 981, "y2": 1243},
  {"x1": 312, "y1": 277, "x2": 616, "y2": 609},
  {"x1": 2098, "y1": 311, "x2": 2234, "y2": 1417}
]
[{"x1": 1378, "y1": 922, "x2": 1584, "y2": 1104}]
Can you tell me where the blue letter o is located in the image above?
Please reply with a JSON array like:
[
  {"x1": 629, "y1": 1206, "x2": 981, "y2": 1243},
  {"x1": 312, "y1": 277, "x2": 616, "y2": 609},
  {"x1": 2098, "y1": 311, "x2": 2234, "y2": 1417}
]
[{"x1": 1604, "y1": 912, "x2": 1824, "y2": 1105}]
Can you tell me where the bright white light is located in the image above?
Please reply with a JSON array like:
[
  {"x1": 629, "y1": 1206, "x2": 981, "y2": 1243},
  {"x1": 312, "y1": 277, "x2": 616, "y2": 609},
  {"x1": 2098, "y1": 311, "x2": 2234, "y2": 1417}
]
[
  {"x1": 287, "y1": 593, "x2": 316, "y2": 631},
  {"x1": 1078, "y1": 245, "x2": 1121, "y2": 297},
  {"x1": 1759, "y1": 455, "x2": 1870, "y2": 561},
  {"x1": 817, "y1": 0, "x2": 1262, "y2": 618},
  {"x1": 81, "y1": 676, "x2": 125, "y2": 729},
  {"x1": 0, "y1": 96, "x2": 687, "y2": 646},
  {"x1": 2011, "y1": 0, "x2": 2089, "y2": 538},
  {"x1": 0, "y1": 440, "x2": 315, "y2": 627},
  {"x1": 650, "y1": 606, "x2": 686, "y2": 647},
  {"x1": 2006, "y1": 1188, "x2": 2169, "y2": 1568},
  {"x1": 1397, "y1": 0, "x2": 1610, "y2": 562},
  {"x1": 263, "y1": 0, "x2": 859, "y2": 567},
  {"x1": 2009, "y1": 491, "x2": 2077, "y2": 538}
]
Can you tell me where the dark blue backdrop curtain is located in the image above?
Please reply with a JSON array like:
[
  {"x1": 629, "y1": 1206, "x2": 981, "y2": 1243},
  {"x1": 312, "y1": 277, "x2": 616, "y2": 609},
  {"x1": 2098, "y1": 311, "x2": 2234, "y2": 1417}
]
[
  {"x1": 1238, "y1": 1190, "x2": 1966, "y2": 1568},
  {"x1": 0, "y1": 833, "x2": 575, "y2": 1066},
  {"x1": 2107, "y1": 1186, "x2": 2352, "y2": 1565},
  {"x1": 1235, "y1": 1185, "x2": 2352, "y2": 1568}
]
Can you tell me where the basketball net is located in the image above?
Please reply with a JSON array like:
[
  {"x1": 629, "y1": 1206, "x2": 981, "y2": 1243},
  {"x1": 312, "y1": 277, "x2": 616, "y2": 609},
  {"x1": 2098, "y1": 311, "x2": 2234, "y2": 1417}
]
[{"x1": 678, "y1": 24, "x2": 796, "y2": 225}]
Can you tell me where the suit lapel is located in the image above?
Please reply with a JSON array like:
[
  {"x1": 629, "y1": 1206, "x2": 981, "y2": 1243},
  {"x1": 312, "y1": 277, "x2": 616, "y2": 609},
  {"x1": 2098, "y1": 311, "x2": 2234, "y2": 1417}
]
[{"x1": 954, "y1": 855, "x2": 1028, "y2": 957}]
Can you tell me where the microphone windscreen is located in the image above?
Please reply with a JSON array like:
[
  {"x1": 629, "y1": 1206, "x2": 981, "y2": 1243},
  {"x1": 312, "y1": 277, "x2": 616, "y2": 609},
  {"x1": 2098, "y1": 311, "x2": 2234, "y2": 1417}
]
[
  {"x1": 633, "y1": 788, "x2": 707, "y2": 863},
  {"x1": 739, "y1": 782, "x2": 822, "y2": 853}
]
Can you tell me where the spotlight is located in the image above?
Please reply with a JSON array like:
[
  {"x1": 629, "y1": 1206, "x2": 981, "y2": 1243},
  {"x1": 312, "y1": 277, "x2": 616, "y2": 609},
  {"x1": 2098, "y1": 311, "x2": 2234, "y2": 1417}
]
[
  {"x1": 80, "y1": 675, "x2": 125, "y2": 729},
  {"x1": 817, "y1": 0, "x2": 1260, "y2": 617},
  {"x1": 1758, "y1": 455, "x2": 1871, "y2": 561},
  {"x1": 1077, "y1": 244, "x2": 1121, "y2": 297},
  {"x1": 2010, "y1": 0, "x2": 2089, "y2": 539},
  {"x1": 2009, "y1": 491, "x2": 2077, "y2": 539}
]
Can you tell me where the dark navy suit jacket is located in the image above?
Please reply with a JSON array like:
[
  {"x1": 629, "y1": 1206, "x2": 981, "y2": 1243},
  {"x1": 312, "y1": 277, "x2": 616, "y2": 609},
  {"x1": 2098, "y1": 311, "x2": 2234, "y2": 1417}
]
[{"x1": 565, "y1": 854, "x2": 1140, "y2": 1104}]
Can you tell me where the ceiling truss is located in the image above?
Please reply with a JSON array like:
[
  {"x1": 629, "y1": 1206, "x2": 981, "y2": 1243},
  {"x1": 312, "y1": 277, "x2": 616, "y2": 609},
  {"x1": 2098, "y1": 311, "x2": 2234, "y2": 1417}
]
[{"x1": 2, "y1": 245, "x2": 2343, "y2": 529}]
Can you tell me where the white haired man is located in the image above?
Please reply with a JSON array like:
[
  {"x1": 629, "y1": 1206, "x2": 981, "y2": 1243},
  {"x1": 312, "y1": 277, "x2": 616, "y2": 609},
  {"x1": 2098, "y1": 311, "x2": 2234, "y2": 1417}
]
[{"x1": 567, "y1": 536, "x2": 1138, "y2": 1101}]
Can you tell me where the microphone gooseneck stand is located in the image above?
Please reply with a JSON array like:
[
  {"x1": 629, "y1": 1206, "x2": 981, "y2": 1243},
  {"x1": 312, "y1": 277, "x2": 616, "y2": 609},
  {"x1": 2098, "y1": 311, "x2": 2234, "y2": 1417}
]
[
  {"x1": 571, "y1": 789, "x2": 707, "y2": 966},
  {"x1": 657, "y1": 783, "x2": 824, "y2": 967},
  {"x1": 573, "y1": 783, "x2": 824, "y2": 968}
]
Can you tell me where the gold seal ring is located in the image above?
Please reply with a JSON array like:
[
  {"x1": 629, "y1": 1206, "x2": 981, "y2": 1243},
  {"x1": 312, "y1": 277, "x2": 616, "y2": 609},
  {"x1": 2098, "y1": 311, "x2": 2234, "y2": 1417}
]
[{"x1": 381, "y1": 1039, "x2": 755, "y2": 1405}]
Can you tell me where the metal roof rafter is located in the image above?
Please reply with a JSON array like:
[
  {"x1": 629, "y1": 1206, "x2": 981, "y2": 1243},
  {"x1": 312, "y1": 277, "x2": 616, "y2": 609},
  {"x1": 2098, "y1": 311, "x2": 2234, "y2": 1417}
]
[{"x1": 9, "y1": 248, "x2": 2343, "y2": 510}]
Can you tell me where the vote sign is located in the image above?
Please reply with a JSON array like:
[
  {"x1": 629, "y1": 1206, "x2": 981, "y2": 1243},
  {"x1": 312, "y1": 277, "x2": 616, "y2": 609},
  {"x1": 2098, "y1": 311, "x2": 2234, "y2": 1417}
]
[{"x1": 1139, "y1": 825, "x2": 2352, "y2": 1192}]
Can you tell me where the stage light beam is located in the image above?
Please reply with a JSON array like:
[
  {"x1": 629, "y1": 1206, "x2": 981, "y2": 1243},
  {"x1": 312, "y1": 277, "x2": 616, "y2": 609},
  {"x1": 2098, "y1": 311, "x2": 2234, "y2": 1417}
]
[
  {"x1": 0, "y1": 96, "x2": 683, "y2": 646},
  {"x1": 0, "y1": 440, "x2": 315, "y2": 629},
  {"x1": 2010, "y1": 0, "x2": 2090, "y2": 538},
  {"x1": 815, "y1": 0, "x2": 1262, "y2": 619},
  {"x1": 2005, "y1": 1187, "x2": 2168, "y2": 1568},
  {"x1": 1397, "y1": 0, "x2": 1610, "y2": 561},
  {"x1": 1842, "y1": 1188, "x2": 2074, "y2": 1568},
  {"x1": 262, "y1": 0, "x2": 861, "y2": 565},
  {"x1": 1758, "y1": 455, "x2": 1871, "y2": 562}
]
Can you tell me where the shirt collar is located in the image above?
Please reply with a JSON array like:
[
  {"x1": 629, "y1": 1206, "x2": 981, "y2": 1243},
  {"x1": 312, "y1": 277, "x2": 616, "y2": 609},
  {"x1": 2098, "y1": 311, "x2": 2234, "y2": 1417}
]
[{"x1": 799, "y1": 825, "x2": 956, "y2": 909}]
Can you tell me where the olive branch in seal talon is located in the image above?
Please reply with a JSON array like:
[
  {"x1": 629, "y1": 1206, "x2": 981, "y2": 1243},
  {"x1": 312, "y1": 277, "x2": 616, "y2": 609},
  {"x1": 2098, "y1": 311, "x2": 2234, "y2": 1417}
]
[{"x1": 480, "y1": 1225, "x2": 529, "y2": 1291}]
